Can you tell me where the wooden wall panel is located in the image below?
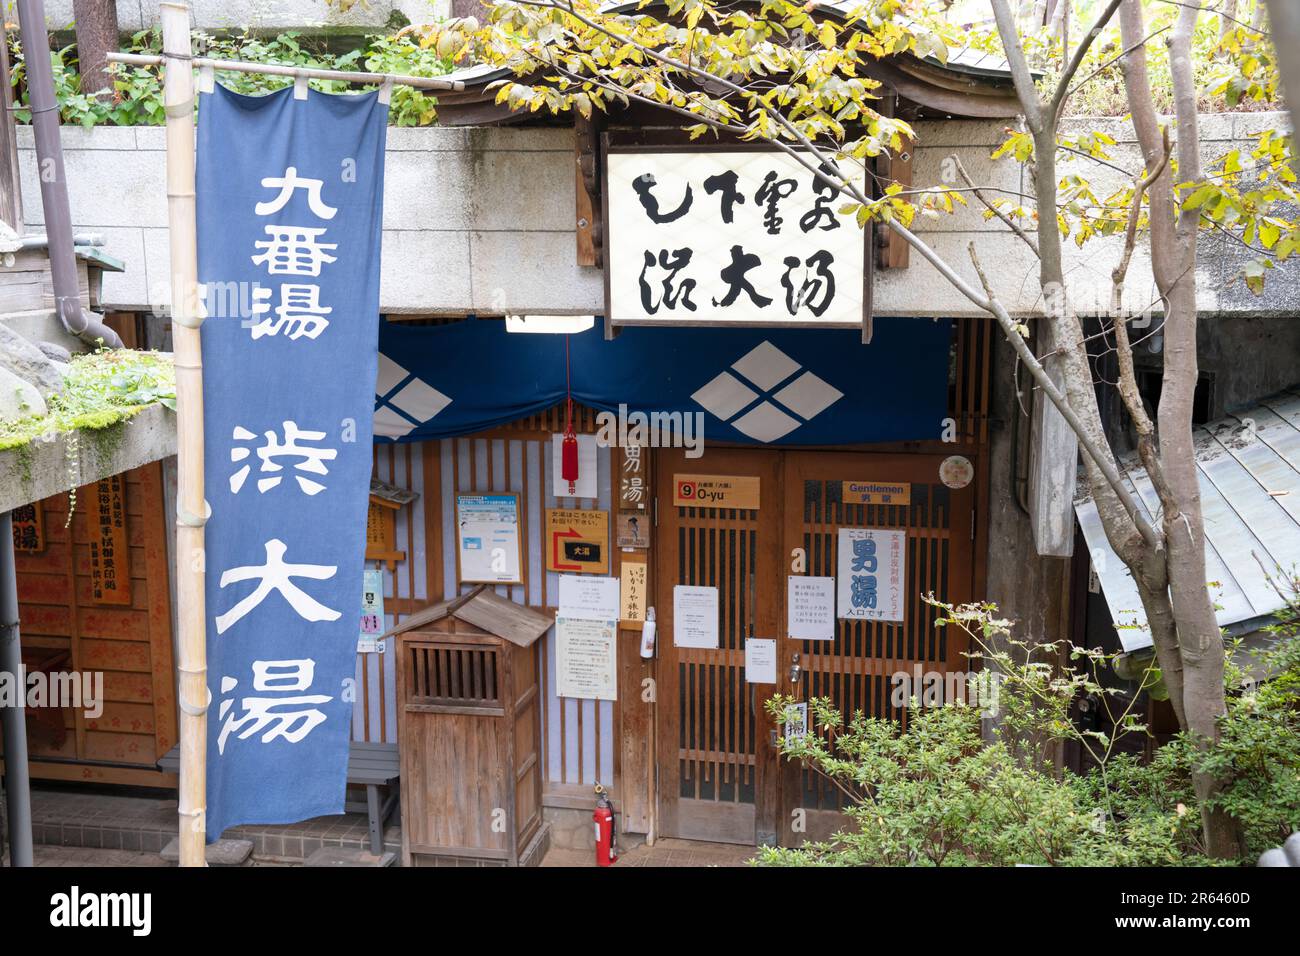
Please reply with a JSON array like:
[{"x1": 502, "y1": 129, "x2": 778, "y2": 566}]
[
  {"x1": 10, "y1": 463, "x2": 176, "y2": 782},
  {"x1": 355, "y1": 424, "x2": 619, "y2": 806}
]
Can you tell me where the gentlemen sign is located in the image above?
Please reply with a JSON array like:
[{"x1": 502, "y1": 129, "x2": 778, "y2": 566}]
[
  {"x1": 197, "y1": 84, "x2": 388, "y2": 838},
  {"x1": 606, "y1": 149, "x2": 867, "y2": 327}
]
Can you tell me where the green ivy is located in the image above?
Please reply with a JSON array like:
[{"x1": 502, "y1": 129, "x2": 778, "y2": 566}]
[
  {"x1": 0, "y1": 349, "x2": 175, "y2": 453},
  {"x1": 7, "y1": 28, "x2": 455, "y2": 128}
]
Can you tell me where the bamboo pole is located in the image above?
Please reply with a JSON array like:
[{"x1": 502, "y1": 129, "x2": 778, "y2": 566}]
[
  {"x1": 161, "y1": 1, "x2": 207, "y2": 869},
  {"x1": 106, "y1": 51, "x2": 467, "y2": 91}
]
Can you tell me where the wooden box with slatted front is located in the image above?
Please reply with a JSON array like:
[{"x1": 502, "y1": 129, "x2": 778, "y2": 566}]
[{"x1": 384, "y1": 585, "x2": 552, "y2": 867}]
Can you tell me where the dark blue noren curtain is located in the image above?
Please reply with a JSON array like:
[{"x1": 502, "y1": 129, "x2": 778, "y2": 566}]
[
  {"x1": 375, "y1": 317, "x2": 953, "y2": 446},
  {"x1": 197, "y1": 84, "x2": 387, "y2": 839}
]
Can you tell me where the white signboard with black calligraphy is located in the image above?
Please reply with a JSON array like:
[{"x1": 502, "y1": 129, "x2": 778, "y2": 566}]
[{"x1": 606, "y1": 148, "x2": 868, "y2": 327}]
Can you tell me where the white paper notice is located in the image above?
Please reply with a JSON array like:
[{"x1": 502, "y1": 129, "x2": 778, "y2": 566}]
[
  {"x1": 558, "y1": 574, "x2": 620, "y2": 620},
  {"x1": 556, "y1": 616, "x2": 618, "y2": 701},
  {"x1": 787, "y1": 576, "x2": 835, "y2": 640},
  {"x1": 744, "y1": 638, "x2": 777, "y2": 684},
  {"x1": 551, "y1": 433, "x2": 599, "y2": 499},
  {"x1": 837, "y1": 528, "x2": 906, "y2": 622},
  {"x1": 672, "y1": 585, "x2": 719, "y2": 648}
]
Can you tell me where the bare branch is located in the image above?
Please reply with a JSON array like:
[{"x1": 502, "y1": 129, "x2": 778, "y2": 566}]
[{"x1": 953, "y1": 153, "x2": 1040, "y2": 255}]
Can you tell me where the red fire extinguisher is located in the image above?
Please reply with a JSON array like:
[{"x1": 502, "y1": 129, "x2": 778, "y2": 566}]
[{"x1": 594, "y1": 783, "x2": 618, "y2": 866}]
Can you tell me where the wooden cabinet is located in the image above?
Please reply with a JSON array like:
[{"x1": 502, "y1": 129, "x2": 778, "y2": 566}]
[{"x1": 387, "y1": 586, "x2": 551, "y2": 867}]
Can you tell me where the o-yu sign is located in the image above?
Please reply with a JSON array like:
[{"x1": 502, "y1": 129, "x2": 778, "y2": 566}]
[{"x1": 606, "y1": 149, "x2": 868, "y2": 327}]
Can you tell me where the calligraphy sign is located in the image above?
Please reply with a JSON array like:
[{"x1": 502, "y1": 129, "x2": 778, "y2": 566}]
[
  {"x1": 606, "y1": 148, "x2": 868, "y2": 327},
  {"x1": 620, "y1": 558, "x2": 647, "y2": 626},
  {"x1": 619, "y1": 443, "x2": 646, "y2": 509},
  {"x1": 197, "y1": 84, "x2": 388, "y2": 838},
  {"x1": 836, "y1": 528, "x2": 905, "y2": 622},
  {"x1": 89, "y1": 476, "x2": 131, "y2": 606},
  {"x1": 10, "y1": 501, "x2": 44, "y2": 554}
]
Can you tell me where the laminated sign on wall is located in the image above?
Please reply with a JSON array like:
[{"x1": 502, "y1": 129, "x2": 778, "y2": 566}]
[
  {"x1": 836, "y1": 528, "x2": 906, "y2": 622},
  {"x1": 456, "y1": 494, "x2": 523, "y2": 584}
]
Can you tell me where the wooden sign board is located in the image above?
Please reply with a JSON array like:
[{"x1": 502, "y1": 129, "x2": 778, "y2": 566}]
[
  {"x1": 673, "y1": 474, "x2": 760, "y2": 510},
  {"x1": 366, "y1": 495, "x2": 406, "y2": 570},
  {"x1": 620, "y1": 558, "x2": 648, "y2": 628},
  {"x1": 89, "y1": 475, "x2": 131, "y2": 606},
  {"x1": 619, "y1": 443, "x2": 647, "y2": 510},
  {"x1": 842, "y1": 481, "x2": 911, "y2": 506},
  {"x1": 10, "y1": 501, "x2": 44, "y2": 554},
  {"x1": 546, "y1": 508, "x2": 610, "y2": 575},
  {"x1": 616, "y1": 511, "x2": 649, "y2": 549}
]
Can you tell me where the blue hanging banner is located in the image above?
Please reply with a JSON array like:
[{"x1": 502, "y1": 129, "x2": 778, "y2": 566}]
[
  {"x1": 197, "y1": 84, "x2": 387, "y2": 839},
  {"x1": 375, "y1": 318, "x2": 952, "y2": 446}
]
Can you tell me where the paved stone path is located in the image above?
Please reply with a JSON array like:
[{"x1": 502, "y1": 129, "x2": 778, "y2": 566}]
[{"x1": 541, "y1": 838, "x2": 756, "y2": 867}]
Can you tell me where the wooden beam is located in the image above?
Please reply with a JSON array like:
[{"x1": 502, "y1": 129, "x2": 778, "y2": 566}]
[
  {"x1": 876, "y1": 94, "x2": 913, "y2": 271},
  {"x1": 575, "y1": 114, "x2": 602, "y2": 268}
]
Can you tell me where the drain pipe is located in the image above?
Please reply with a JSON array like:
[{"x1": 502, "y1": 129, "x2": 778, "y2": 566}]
[
  {"x1": 0, "y1": 513, "x2": 34, "y2": 867},
  {"x1": 15, "y1": 0, "x2": 123, "y2": 350}
]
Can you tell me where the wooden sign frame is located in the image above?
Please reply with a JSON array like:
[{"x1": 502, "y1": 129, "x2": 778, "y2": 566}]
[
  {"x1": 455, "y1": 492, "x2": 526, "y2": 586},
  {"x1": 601, "y1": 133, "x2": 874, "y2": 342}
]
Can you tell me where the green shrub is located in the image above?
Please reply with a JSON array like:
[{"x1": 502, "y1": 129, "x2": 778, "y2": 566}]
[{"x1": 758, "y1": 593, "x2": 1299, "y2": 867}]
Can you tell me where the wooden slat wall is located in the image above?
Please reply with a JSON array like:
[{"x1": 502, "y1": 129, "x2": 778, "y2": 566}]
[
  {"x1": 355, "y1": 431, "x2": 616, "y2": 792},
  {"x1": 13, "y1": 463, "x2": 177, "y2": 771}
]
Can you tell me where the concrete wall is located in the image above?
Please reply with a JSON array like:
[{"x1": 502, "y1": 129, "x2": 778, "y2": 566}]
[
  {"x1": 37, "y1": 0, "x2": 447, "y2": 32},
  {"x1": 16, "y1": 112, "x2": 1298, "y2": 318}
]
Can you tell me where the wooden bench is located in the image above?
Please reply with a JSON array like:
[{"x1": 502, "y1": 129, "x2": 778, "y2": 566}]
[{"x1": 157, "y1": 741, "x2": 400, "y2": 856}]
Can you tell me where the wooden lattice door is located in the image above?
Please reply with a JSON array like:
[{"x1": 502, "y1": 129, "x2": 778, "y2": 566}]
[
  {"x1": 656, "y1": 447, "x2": 977, "y2": 846},
  {"x1": 656, "y1": 447, "x2": 783, "y2": 845},
  {"x1": 777, "y1": 451, "x2": 975, "y2": 844}
]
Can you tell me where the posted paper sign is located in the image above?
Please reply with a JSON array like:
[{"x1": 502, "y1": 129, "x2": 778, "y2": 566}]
[
  {"x1": 787, "y1": 575, "x2": 835, "y2": 640},
  {"x1": 745, "y1": 638, "x2": 777, "y2": 684},
  {"x1": 556, "y1": 616, "x2": 618, "y2": 701},
  {"x1": 558, "y1": 574, "x2": 620, "y2": 620},
  {"x1": 673, "y1": 585, "x2": 719, "y2": 648},
  {"x1": 837, "y1": 528, "x2": 905, "y2": 622},
  {"x1": 358, "y1": 568, "x2": 385, "y2": 653}
]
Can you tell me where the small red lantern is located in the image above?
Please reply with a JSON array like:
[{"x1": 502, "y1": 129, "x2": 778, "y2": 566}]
[{"x1": 561, "y1": 335, "x2": 579, "y2": 495}]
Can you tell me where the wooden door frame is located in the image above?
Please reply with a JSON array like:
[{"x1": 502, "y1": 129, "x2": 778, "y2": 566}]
[
  {"x1": 775, "y1": 449, "x2": 978, "y2": 845},
  {"x1": 653, "y1": 445, "x2": 985, "y2": 846},
  {"x1": 654, "y1": 446, "x2": 783, "y2": 844}
]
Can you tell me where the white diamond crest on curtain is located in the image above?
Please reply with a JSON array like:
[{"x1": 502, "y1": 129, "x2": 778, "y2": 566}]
[
  {"x1": 373, "y1": 353, "x2": 452, "y2": 439},
  {"x1": 692, "y1": 341, "x2": 844, "y2": 443}
]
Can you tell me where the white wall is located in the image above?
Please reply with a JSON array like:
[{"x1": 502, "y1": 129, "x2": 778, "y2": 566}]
[{"x1": 16, "y1": 112, "x2": 1297, "y2": 318}]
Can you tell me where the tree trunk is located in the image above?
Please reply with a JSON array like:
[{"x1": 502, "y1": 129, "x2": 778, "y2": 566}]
[
  {"x1": 73, "y1": 0, "x2": 119, "y2": 97},
  {"x1": 1119, "y1": 0, "x2": 1243, "y2": 860}
]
